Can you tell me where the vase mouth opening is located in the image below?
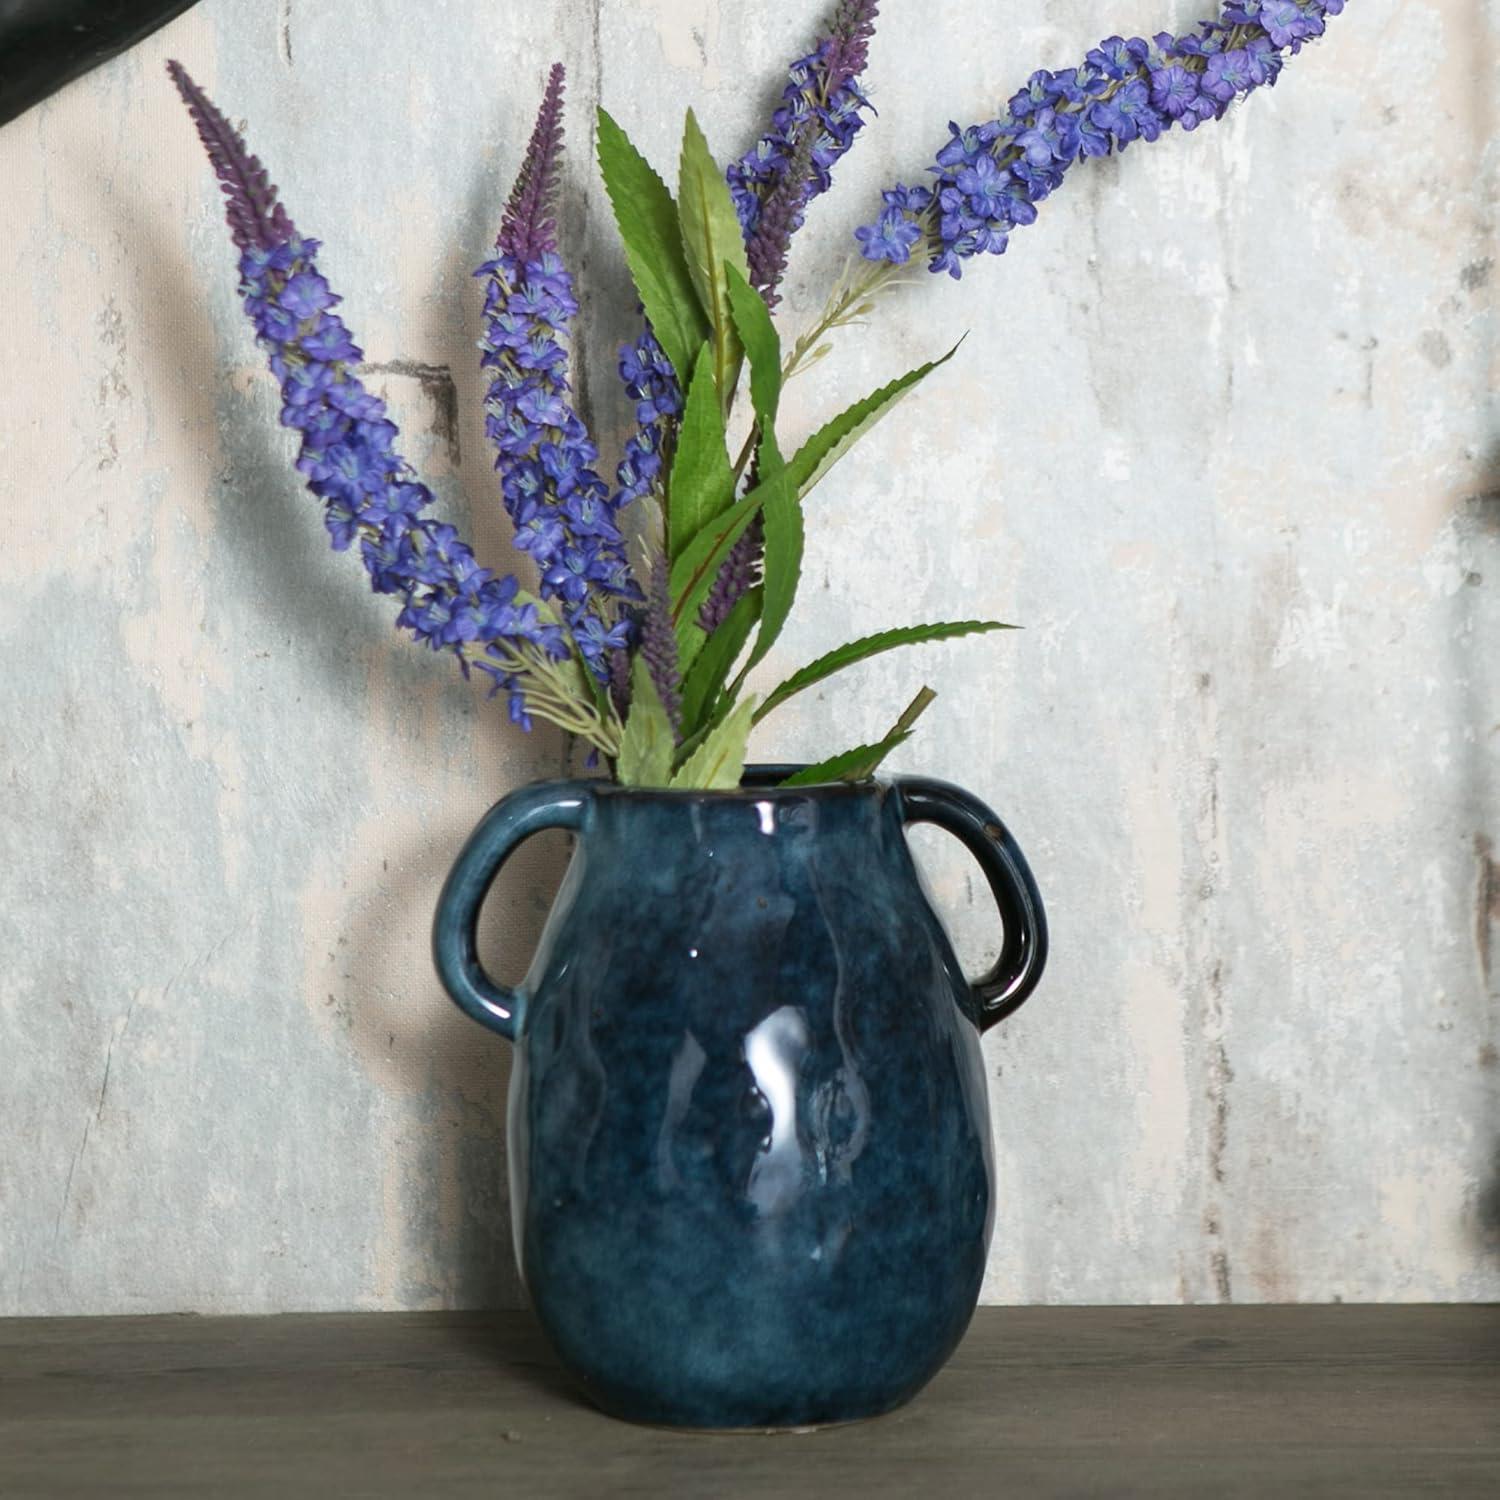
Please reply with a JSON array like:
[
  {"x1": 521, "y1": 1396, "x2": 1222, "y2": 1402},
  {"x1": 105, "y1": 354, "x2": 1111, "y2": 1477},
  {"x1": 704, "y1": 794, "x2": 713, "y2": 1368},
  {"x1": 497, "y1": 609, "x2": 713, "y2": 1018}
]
[{"x1": 587, "y1": 766, "x2": 887, "y2": 802}]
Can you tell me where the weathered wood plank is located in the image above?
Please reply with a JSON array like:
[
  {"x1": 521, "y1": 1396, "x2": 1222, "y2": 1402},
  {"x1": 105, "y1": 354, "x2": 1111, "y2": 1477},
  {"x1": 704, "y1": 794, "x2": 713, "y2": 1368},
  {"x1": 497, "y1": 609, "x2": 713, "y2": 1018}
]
[{"x1": 1, "y1": 1308, "x2": 1496, "y2": 1497}]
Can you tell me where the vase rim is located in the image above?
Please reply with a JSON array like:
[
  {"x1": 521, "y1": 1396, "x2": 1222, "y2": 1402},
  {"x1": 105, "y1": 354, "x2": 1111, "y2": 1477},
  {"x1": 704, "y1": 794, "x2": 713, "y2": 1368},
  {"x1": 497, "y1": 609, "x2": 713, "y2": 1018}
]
[{"x1": 576, "y1": 766, "x2": 890, "y2": 802}]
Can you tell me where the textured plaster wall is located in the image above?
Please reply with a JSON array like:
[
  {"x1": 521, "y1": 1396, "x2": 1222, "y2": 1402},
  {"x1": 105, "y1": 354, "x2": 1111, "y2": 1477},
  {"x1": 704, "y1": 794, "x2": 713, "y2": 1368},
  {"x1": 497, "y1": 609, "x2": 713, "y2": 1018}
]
[{"x1": 2, "y1": 0, "x2": 1497, "y2": 1314}]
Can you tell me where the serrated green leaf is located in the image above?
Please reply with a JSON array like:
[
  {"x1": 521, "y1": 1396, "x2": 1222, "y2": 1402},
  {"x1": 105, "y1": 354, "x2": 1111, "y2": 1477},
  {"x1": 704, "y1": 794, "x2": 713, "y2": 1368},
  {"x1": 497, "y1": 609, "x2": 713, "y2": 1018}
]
[
  {"x1": 616, "y1": 656, "x2": 675, "y2": 786},
  {"x1": 755, "y1": 620, "x2": 1015, "y2": 725},
  {"x1": 779, "y1": 687, "x2": 937, "y2": 786},
  {"x1": 679, "y1": 587, "x2": 762, "y2": 734},
  {"x1": 725, "y1": 262, "x2": 783, "y2": 471},
  {"x1": 669, "y1": 693, "x2": 759, "y2": 789},
  {"x1": 722, "y1": 259, "x2": 800, "y2": 683},
  {"x1": 788, "y1": 342, "x2": 961, "y2": 501},
  {"x1": 746, "y1": 474, "x2": 803, "y2": 678},
  {"x1": 779, "y1": 733, "x2": 914, "y2": 787},
  {"x1": 595, "y1": 108, "x2": 708, "y2": 381},
  {"x1": 668, "y1": 343, "x2": 736, "y2": 563},
  {"x1": 668, "y1": 464, "x2": 791, "y2": 653},
  {"x1": 677, "y1": 110, "x2": 749, "y2": 412},
  {"x1": 727, "y1": 346, "x2": 959, "y2": 691}
]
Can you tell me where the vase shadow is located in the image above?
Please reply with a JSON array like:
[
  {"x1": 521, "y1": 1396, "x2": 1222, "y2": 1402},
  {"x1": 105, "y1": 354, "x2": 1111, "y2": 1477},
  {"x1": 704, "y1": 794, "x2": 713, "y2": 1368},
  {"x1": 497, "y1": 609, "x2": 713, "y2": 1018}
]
[
  {"x1": 339, "y1": 808, "x2": 577, "y2": 1311},
  {"x1": 436, "y1": 1307, "x2": 594, "y2": 1413}
]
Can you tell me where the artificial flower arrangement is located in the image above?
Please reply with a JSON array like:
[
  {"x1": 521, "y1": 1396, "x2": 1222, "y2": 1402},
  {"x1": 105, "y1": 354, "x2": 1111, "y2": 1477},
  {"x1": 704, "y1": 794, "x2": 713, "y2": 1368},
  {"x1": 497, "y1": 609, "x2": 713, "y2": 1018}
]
[{"x1": 168, "y1": 0, "x2": 1344, "y2": 789}]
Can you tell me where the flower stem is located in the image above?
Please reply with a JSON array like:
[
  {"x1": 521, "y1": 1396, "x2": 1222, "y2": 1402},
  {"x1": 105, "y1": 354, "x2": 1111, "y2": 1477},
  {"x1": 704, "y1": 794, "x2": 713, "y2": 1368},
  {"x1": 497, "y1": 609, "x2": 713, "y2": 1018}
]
[{"x1": 781, "y1": 255, "x2": 906, "y2": 381}]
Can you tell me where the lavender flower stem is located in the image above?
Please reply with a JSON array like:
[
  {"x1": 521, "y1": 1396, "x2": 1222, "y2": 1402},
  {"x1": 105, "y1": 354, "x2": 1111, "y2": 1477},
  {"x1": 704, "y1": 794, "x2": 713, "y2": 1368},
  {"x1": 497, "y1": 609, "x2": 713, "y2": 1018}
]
[
  {"x1": 729, "y1": 0, "x2": 881, "y2": 307},
  {"x1": 857, "y1": 2, "x2": 1346, "y2": 277},
  {"x1": 640, "y1": 549, "x2": 684, "y2": 735},
  {"x1": 167, "y1": 60, "x2": 622, "y2": 750},
  {"x1": 479, "y1": 64, "x2": 641, "y2": 684}
]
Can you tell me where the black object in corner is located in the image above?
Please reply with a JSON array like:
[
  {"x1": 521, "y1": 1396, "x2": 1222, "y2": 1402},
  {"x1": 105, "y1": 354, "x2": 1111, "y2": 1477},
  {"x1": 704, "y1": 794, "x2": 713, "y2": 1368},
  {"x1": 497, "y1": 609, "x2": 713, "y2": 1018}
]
[{"x1": 0, "y1": 0, "x2": 201, "y2": 128}]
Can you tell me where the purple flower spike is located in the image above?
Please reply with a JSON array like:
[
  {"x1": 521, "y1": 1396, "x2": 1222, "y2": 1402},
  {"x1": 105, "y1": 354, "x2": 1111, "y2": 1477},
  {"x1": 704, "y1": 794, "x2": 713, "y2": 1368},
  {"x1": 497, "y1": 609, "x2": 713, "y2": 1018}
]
[
  {"x1": 855, "y1": 0, "x2": 1346, "y2": 277},
  {"x1": 498, "y1": 61, "x2": 567, "y2": 262},
  {"x1": 169, "y1": 62, "x2": 559, "y2": 729},
  {"x1": 640, "y1": 549, "x2": 683, "y2": 735},
  {"x1": 729, "y1": 0, "x2": 881, "y2": 306},
  {"x1": 479, "y1": 65, "x2": 642, "y2": 682},
  {"x1": 167, "y1": 60, "x2": 293, "y2": 253},
  {"x1": 697, "y1": 515, "x2": 763, "y2": 634}
]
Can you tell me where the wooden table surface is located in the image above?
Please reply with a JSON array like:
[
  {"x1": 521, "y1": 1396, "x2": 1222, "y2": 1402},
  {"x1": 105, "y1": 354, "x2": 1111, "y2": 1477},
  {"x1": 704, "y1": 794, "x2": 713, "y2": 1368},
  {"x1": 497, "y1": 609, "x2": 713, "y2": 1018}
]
[{"x1": 1, "y1": 1306, "x2": 1496, "y2": 1497}]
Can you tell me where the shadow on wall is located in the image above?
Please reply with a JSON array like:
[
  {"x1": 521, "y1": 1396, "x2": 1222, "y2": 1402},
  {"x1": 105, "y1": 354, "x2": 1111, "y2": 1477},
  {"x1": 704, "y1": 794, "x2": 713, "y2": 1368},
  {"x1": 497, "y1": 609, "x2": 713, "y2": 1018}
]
[
  {"x1": 1463, "y1": 5, "x2": 1499, "y2": 1269},
  {"x1": 1460, "y1": 445, "x2": 1500, "y2": 1270},
  {"x1": 341, "y1": 820, "x2": 574, "y2": 1309},
  {"x1": 91, "y1": 127, "x2": 577, "y2": 1310},
  {"x1": 1479, "y1": 1143, "x2": 1500, "y2": 1254}
]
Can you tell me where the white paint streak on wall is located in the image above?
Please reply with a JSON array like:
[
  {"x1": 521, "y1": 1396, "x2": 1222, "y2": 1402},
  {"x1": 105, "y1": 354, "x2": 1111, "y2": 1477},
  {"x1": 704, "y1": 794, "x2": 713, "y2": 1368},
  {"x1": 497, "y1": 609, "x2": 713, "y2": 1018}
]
[{"x1": 2, "y1": 0, "x2": 1498, "y2": 1313}]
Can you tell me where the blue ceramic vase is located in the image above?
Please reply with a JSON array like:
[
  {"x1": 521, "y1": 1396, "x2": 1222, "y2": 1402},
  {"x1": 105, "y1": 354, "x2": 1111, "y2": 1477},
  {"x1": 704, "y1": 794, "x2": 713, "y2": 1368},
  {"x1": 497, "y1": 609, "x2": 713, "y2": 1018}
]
[{"x1": 432, "y1": 769, "x2": 1047, "y2": 1429}]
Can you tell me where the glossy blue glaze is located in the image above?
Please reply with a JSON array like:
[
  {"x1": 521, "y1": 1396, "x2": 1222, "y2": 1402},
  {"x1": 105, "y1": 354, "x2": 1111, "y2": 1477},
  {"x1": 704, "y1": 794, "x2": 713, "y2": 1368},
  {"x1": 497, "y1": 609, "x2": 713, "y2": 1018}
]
[{"x1": 433, "y1": 772, "x2": 1046, "y2": 1429}]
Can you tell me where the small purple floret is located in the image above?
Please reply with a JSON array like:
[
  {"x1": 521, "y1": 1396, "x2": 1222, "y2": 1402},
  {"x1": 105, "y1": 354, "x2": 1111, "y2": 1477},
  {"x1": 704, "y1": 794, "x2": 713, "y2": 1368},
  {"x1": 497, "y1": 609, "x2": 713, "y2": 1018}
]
[{"x1": 612, "y1": 323, "x2": 682, "y2": 509}]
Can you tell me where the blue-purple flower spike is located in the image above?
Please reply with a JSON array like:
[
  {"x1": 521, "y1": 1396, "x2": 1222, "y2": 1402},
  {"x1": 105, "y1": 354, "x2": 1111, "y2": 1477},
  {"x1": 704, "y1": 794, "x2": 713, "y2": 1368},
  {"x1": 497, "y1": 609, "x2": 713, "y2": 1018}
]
[
  {"x1": 498, "y1": 62, "x2": 567, "y2": 263},
  {"x1": 478, "y1": 63, "x2": 640, "y2": 681},
  {"x1": 168, "y1": 62, "x2": 562, "y2": 728},
  {"x1": 855, "y1": 0, "x2": 1345, "y2": 278},
  {"x1": 698, "y1": 515, "x2": 762, "y2": 633},
  {"x1": 640, "y1": 548, "x2": 684, "y2": 735},
  {"x1": 167, "y1": 61, "x2": 293, "y2": 253},
  {"x1": 729, "y1": 0, "x2": 881, "y2": 306}
]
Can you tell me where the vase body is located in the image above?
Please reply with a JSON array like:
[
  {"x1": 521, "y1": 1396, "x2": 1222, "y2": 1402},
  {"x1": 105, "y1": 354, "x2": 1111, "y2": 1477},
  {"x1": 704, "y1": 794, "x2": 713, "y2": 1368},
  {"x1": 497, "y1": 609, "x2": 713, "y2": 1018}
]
[{"x1": 434, "y1": 773, "x2": 1046, "y2": 1429}]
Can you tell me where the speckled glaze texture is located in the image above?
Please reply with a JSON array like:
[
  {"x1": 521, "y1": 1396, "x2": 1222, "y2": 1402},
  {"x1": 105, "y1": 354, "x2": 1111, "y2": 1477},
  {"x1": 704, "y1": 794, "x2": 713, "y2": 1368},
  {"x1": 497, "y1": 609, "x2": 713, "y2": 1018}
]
[{"x1": 433, "y1": 771, "x2": 1046, "y2": 1429}]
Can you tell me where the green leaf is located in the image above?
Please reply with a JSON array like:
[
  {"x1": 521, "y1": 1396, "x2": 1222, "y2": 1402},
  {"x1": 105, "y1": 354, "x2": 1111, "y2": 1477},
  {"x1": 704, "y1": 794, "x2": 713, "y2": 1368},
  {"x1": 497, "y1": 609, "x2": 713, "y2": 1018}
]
[
  {"x1": 616, "y1": 656, "x2": 675, "y2": 787},
  {"x1": 722, "y1": 259, "x2": 799, "y2": 680},
  {"x1": 669, "y1": 693, "x2": 759, "y2": 789},
  {"x1": 668, "y1": 344, "x2": 736, "y2": 562},
  {"x1": 677, "y1": 110, "x2": 749, "y2": 411},
  {"x1": 679, "y1": 588, "x2": 762, "y2": 734},
  {"x1": 668, "y1": 464, "x2": 791, "y2": 652},
  {"x1": 733, "y1": 346, "x2": 961, "y2": 690},
  {"x1": 779, "y1": 733, "x2": 914, "y2": 787},
  {"x1": 724, "y1": 262, "x2": 783, "y2": 471},
  {"x1": 746, "y1": 474, "x2": 803, "y2": 678},
  {"x1": 595, "y1": 107, "x2": 709, "y2": 381},
  {"x1": 779, "y1": 687, "x2": 937, "y2": 786},
  {"x1": 787, "y1": 342, "x2": 962, "y2": 500},
  {"x1": 755, "y1": 620, "x2": 1015, "y2": 724}
]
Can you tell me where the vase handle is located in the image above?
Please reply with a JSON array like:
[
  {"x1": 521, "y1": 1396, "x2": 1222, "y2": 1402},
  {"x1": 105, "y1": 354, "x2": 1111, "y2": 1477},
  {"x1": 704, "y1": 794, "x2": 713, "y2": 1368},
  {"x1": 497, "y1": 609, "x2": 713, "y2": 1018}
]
[
  {"x1": 893, "y1": 777, "x2": 1048, "y2": 1030},
  {"x1": 431, "y1": 781, "x2": 593, "y2": 1043}
]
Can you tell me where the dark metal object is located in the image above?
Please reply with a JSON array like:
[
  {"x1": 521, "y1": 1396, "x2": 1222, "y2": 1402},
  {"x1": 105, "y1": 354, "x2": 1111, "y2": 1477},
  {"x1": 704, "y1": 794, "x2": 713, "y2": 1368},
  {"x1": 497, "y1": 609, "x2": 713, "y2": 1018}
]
[{"x1": 0, "y1": 0, "x2": 201, "y2": 128}]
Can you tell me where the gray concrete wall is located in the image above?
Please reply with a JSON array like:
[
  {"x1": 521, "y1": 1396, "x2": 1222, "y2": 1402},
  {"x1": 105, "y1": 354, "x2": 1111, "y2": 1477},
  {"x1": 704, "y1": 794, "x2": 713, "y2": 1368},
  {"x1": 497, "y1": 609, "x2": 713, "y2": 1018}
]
[{"x1": 3, "y1": 0, "x2": 1497, "y2": 1314}]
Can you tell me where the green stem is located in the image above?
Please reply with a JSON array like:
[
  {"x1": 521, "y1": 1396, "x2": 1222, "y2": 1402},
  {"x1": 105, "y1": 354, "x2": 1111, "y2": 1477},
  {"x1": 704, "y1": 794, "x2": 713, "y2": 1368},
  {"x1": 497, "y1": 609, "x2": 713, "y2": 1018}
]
[
  {"x1": 729, "y1": 421, "x2": 760, "y2": 490},
  {"x1": 464, "y1": 640, "x2": 623, "y2": 757},
  {"x1": 781, "y1": 256, "x2": 902, "y2": 382}
]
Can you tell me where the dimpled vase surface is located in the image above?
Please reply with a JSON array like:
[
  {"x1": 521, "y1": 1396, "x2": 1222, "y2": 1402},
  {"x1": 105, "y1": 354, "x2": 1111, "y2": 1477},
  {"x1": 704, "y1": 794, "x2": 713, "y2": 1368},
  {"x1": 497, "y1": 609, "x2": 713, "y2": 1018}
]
[{"x1": 432, "y1": 768, "x2": 1047, "y2": 1430}]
